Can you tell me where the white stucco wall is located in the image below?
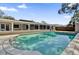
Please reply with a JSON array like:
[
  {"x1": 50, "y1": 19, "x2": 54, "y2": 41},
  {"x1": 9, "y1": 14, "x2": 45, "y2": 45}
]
[{"x1": 75, "y1": 22, "x2": 79, "y2": 32}]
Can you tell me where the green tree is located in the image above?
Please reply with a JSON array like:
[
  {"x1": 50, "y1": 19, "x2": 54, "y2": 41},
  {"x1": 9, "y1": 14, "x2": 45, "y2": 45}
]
[
  {"x1": 41, "y1": 21, "x2": 47, "y2": 24},
  {"x1": 2, "y1": 16, "x2": 15, "y2": 20},
  {"x1": 58, "y1": 3, "x2": 79, "y2": 26},
  {"x1": 58, "y1": 3, "x2": 78, "y2": 14},
  {"x1": 67, "y1": 10, "x2": 79, "y2": 26}
]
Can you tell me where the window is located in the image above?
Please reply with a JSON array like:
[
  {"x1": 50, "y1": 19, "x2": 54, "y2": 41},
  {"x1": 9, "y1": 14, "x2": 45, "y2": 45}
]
[
  {"x1": 47, "y1": 26, "x2": 50, "y2": 29},
  {"x1": 43, "y1": 25, "x2": 46, "y2": 29},
  {"x1": 22, "y1": 24, "x2": 28, "y2": 30},
  {"x1": 14, "y1": 24, "x2": 19, "y2": 28},
  {"x1": 0, "y1": 24, "x2": 10, "y2": 31},
  {"x1": 35, "y1": 25, "x2": 38, "y2": 29},
  {"x1": 26, "y1": 25, "x2": 28, "y2": 30},
  {"x1": 1, "y1": 24, "x2": 5, "y2": 29},
  {"x1": 40, "y1": 25, "x2": 43, "y2": 29},
  {"x1": 30, "y1": 24, "x2": 35, "y2": 30}
]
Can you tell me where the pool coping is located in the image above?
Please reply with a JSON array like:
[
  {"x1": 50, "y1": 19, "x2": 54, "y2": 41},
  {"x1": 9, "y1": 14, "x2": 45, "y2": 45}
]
[{"x1": 62, "y1": 33, "x2": 79, "y2": 55}]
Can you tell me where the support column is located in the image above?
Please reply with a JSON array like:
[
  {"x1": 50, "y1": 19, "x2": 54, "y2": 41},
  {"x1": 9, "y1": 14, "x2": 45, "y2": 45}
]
[
  {"x1": 0, "y1": 24, "x2": 1, "y2": 31},
  {"x1": 38, "y1": 24, "x2": 40, "y2": 30},
  {"x1": 53, "y1": 26, "x2": 55, "y2": 31},
  {"x1": 11, "y1": 22, "x2": 14, "y2": 32},
  {"x1": 21, "y1": 24, "x2": 23, "y2": 30},
  {"x1": 50, "y1": 25, "x2": 51, "y2": 30},
  {"x1": 5, "y1": 24, "x2": 6, "y2": 31},
  {"x1": 28, "y1": 24, "x2": 30, "y2": 30},
  {"x1": 46, "y1": 25, "x2": 47, "y2": 30},
  {"x1": 34, "y1": 24, "x2": 35, "y2": 30}
]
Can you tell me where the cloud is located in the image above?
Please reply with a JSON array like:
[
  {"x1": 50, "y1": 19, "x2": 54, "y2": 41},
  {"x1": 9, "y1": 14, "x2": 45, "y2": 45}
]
[
  {"x1": 64, "y1": 15, "x2": 71, "y2": 20},
  {"x1": 17, "y1": 4, "x2": 27, "y2": 9},
  {"x1": 0, "y1": 6, "x2": 17, "y2": 12}
]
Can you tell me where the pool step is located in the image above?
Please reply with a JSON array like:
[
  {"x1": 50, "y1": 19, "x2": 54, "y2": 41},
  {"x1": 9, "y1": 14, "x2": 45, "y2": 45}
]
[{"x1": 2, "y1": 39, "x2": 41, "y2": 55}]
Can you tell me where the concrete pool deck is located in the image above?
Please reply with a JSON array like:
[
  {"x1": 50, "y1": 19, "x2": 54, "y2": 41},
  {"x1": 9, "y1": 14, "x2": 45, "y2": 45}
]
[
  {"x1": 62, "y1": 33, "x2": 79, "y2": 55},
  {"x1": 0, "y1": 31, "x2": 78, "y2": 55},
  {"x1": 0, "y1": 34, "x2": 19, "y2": 55}
]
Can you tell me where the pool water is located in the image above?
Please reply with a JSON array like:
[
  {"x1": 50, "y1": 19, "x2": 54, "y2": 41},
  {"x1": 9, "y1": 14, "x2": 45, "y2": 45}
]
[{"x1": 11, "y1": 32, "x2": 75, "y2": 55}]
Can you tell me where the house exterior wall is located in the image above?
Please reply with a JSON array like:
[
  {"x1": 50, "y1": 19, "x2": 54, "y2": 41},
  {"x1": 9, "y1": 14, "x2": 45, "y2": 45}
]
[
  {"x1": 0, "y1": 19, "x2": 52, "y2": 35},
  {"x1": 75, "y1": 22, "x2": 79, "y2": 32}
]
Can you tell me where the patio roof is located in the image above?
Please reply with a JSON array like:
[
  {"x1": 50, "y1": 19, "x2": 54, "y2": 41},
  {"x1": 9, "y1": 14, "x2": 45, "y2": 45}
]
[{"x1": 0, "y1": 18, "x2": 51, "y2": 25}]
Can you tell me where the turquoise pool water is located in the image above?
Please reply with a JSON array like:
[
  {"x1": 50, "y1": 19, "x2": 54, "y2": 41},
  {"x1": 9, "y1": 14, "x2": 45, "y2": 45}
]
[{"x1": 11, "y1": 32, "x2": 76, "y2": 55}]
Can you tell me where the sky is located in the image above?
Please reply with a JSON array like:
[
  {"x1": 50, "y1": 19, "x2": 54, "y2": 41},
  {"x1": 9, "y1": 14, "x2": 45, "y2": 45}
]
[{"x1": 0, "y1": 3, "x2": 73, "y2": 25}]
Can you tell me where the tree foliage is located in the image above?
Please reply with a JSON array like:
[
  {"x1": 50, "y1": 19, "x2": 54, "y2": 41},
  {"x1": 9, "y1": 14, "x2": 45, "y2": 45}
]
[
  {"x1": 2, "y1": 16, "x2": 15, "y2": 20},
  {"x1": 41, "y1": 21, "x2": 48, "y2": 24},
  {"x1": 58, "y1": 3, "x2": 79, "y2": 25},
  {"x1": 58, "y1": 3, "x2": 79, "y2": 14},
  {"x1": 71, "y1": 11, "x2": 79, "y2": 22}
]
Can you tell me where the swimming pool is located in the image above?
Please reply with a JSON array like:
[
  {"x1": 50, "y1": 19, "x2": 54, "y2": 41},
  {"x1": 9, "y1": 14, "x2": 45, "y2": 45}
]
[{"x1": 10, "y1": 32, "x2": 76, "y2": 55}]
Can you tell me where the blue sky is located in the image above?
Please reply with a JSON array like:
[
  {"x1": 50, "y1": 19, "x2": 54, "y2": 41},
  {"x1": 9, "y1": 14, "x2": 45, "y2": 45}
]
[{"x1": 0, "y1": 3, "x2": 73, "y2": 25}]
